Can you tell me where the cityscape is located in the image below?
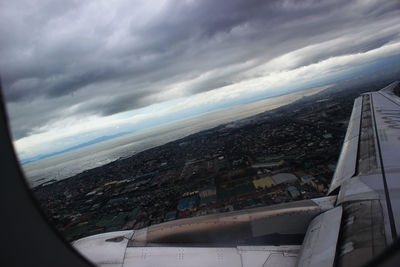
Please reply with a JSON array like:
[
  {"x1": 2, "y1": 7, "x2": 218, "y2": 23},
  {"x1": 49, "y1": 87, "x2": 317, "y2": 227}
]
[{"x1": 33, "y1": 83, "x2": 377, "y2": 242}]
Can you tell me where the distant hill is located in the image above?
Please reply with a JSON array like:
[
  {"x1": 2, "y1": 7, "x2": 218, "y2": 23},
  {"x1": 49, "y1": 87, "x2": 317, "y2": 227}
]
[{"x1": 20, "y1": 132, "x2": 130, "y2": 165}]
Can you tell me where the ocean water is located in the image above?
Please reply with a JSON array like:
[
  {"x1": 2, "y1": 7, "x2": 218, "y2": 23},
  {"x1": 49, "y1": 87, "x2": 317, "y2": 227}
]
[{"x1": 21, "y1": 86, "x2": 328, "y2": 187}]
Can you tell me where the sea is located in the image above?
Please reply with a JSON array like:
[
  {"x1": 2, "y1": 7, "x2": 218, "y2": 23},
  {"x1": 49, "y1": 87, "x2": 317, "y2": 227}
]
[{"x1": 21, "y1": 85, "x2": 329, "y2": 187}]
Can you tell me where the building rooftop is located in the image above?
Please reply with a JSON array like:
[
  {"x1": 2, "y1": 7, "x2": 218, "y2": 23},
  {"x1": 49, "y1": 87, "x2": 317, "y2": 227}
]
[
  {"x1": 301, "y1": 175, "x2": 315, "y2": 181},
  {"x1": 253, "y1": 176, "x2": 275, "y2": 189},
  {"x1": 177, "y1": 195, "x2": 198, "y2": 211},
  {"x1": 271, "y1": 173, "x2": 298, "y2": 185}
]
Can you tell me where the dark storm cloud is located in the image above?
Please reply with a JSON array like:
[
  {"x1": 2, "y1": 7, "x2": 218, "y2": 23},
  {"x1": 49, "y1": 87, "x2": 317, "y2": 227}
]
[
  {"x1": 1, "y1": 0, "x2": 400, "y2": 140},
  {"x1": 76, "y1": 90, "x2": 154, "y2": 117}
]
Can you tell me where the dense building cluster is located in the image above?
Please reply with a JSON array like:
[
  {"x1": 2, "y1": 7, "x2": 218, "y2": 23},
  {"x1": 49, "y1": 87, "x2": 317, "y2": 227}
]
[{"x1": 33, "y1": 85, "x2": 368, "y2": 241}]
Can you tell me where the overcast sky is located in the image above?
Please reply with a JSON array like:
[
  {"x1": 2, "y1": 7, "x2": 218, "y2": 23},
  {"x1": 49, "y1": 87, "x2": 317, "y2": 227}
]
[{"x1": 1, "y1": 0, "x2": 400, "y2": 160}]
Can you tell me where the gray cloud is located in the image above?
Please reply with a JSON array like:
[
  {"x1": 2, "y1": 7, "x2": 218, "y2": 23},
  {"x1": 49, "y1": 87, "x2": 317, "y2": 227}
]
[{"x1": 1, "y1": 0, "x2": 400, "y2": 139}]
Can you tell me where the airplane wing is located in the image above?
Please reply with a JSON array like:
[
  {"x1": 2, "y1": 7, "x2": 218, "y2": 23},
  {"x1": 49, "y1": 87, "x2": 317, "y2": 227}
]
[
  {"x1": 328, "y1": 81, "x2": 400, "y2": 267},
  {"x1": 72, "y1": 81, "x2": 400, "y2": 267}
]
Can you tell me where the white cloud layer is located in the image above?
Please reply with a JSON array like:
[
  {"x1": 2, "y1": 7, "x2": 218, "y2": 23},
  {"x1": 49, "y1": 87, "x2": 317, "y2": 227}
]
[
  {"x1": 1, "y1": 0, "x2": 400, "y2": 159},
  {"x1": 13, "y1": 41, "x2": 400, "y2": 159}
]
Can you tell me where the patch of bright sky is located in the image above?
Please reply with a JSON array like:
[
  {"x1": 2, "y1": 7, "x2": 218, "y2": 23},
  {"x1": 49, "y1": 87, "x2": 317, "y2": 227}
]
[
  {"x1": 117, "y1": 99, "x2": 180, "y2": 119},
  {"x1": 14, "y1": 41, "x2": 400, "y2": 160}
]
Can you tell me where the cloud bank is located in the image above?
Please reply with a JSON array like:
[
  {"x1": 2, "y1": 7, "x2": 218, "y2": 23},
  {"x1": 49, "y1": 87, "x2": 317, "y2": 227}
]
[{"x1": 1, "y1": 0, "x2": 399, "y2": 158}]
